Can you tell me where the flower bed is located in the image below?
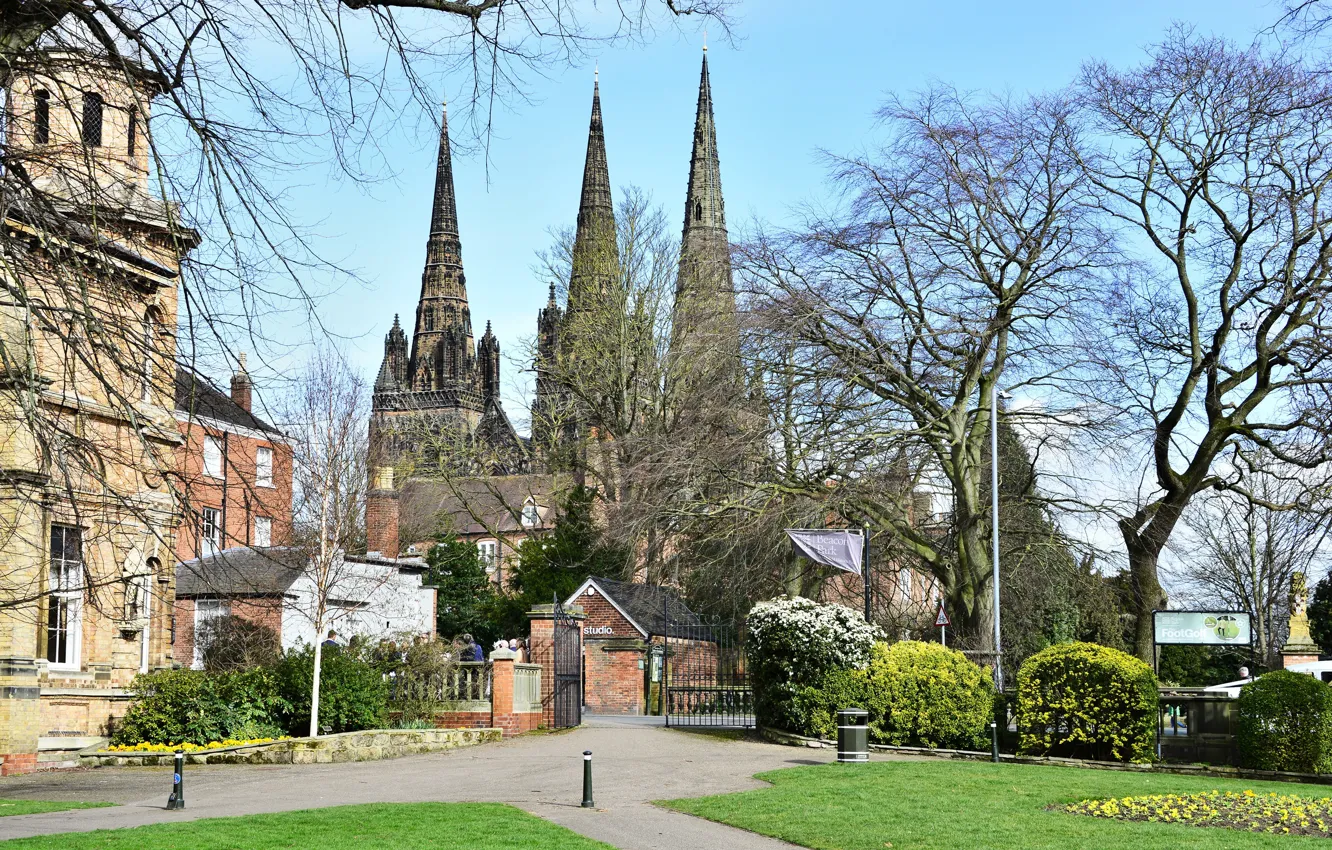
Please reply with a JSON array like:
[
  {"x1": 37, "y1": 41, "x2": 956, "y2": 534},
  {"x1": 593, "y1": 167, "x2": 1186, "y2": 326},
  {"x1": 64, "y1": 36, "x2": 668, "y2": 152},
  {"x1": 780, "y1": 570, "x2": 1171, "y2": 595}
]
[
  {"x1": 105, "y1": 737, "x2": 290, "y2": 753},
  {"x1": 1063, "y1": 790, "x2": 1332, "y2": 836}
]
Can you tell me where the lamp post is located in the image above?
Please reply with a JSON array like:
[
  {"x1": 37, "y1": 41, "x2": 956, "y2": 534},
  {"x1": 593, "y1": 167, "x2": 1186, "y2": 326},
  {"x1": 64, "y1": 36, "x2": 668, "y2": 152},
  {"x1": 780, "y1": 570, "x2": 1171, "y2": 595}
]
[{"x1": 991, "y1": 383, "x2": 1005, "y2": 692}]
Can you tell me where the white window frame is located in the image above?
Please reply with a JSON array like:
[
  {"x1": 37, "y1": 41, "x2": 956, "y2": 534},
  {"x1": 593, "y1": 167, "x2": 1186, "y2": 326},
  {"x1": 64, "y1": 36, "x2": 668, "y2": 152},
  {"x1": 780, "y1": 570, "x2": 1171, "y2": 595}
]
[
  {"x1": 200, "y1": 507, "x2": 221, "y2": 557},
  {"x1": 140, "y1": 310, "x2": 154, "y2": 403},
  {"x1": 521, "y1": 499, "x2": 539, "y2": 528},
  {"x1": 192, "y1": 599, "x2": 228, "y2": 669},
  {"x1": 254, "y1": 516, "x2": 272, "y2": 548},
  {"x1": 255, "y1": 446, "x2": 274, "y2": 488},
  {"x1": 900, "y1": 568, "x2": 913, "y2": 601},
  {"x1": 203, "y1": 435, "x2": 224, "y2": 479},
  {"x1": 47, "y1": 524, "x2": 83, "y2": 671},
  {"x1": 477, "y1": 540, "x2": 499, "y2": 573}
]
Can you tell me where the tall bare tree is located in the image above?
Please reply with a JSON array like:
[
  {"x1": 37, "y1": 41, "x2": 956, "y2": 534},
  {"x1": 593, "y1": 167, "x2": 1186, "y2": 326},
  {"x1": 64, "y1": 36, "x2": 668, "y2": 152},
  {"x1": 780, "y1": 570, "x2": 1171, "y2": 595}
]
[
  {"x1": 1074, "y1": 31, "x2": 1332, "y2": 660},
  {"x1": 737, "y1": 86, "x2": 1106, "y2": 653}
]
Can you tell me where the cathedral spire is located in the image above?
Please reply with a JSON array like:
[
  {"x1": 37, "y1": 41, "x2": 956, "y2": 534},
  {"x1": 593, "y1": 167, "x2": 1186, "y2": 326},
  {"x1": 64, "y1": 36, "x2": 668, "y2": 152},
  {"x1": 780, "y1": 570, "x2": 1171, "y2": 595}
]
[
  {"x1": 409, "y1": 101, "x2": 474, "y2": 390},
  {"x1": 567, "y1": 75, "x2": 618, "y2": 323},
  {"x1": 681, "y1": 50, "x2": 726, "y2": 242}
]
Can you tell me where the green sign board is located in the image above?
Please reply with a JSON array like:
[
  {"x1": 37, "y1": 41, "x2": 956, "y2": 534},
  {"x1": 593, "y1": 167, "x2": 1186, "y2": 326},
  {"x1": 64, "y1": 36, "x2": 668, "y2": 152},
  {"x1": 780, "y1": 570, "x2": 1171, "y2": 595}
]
[{"x1": 1153, "y1": 611, "x2": 1251, "y2": 646}]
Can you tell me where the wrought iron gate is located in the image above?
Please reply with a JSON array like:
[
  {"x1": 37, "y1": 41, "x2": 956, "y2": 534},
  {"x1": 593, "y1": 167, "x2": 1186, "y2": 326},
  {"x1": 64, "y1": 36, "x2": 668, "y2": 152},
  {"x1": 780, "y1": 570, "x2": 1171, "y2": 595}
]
[
  {"x1": 552, "y1": 594, "x2": 582, "y2": 728},
  {"x1": 663, "y1": 606, "x2": 753, "y2": 728}
]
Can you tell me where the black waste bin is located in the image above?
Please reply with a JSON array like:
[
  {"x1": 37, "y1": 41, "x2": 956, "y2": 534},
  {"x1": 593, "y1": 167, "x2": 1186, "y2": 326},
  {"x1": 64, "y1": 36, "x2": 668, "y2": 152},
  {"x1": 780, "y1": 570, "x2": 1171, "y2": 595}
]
[{"x1": 837, "y1": 708, "x2": 868, "y2": 763}]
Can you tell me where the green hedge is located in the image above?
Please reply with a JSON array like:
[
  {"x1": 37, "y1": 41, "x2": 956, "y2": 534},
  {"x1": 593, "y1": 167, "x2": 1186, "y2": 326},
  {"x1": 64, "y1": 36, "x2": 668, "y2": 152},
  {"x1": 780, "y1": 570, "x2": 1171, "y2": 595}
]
[
  {"x1": 1016, "y1": 641, "x2": 1156, "y2": 763},
  {"x1": 113, "y1": 668, "x2": 288, "y2": 746},
  {"x1": 865, "y1": 641, "x2": 993, "y2": 749},
  {"x1": 1237, "y1": 670, "x2": 1332, "y2": 774},
  {"x1": 274, "y1": 644, "x2": 388, "y2": 734}
]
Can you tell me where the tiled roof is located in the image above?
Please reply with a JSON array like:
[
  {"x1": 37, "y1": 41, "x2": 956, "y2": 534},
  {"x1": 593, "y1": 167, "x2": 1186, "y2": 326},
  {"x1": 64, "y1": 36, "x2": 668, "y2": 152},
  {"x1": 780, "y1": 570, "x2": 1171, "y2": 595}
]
[
  {"x1": 174, "y1": 366, "x2": 282, "y2": 436},
  {"x1": 581, "y1": 577, "x2": 704, "y2": 637},
  {"x1": 176, "y1": 546, "x2": 309, "y2": 597},
  {"x1": 399, "y1": 474, "x2": 567, "y2": 540}
]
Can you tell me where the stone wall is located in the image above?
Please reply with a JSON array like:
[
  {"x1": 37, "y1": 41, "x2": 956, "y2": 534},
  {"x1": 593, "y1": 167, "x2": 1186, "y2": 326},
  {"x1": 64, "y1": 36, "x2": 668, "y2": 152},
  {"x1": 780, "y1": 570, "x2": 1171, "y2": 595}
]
[{"x1": 82, "y1": 727, "x2": 500, "y2": 767}]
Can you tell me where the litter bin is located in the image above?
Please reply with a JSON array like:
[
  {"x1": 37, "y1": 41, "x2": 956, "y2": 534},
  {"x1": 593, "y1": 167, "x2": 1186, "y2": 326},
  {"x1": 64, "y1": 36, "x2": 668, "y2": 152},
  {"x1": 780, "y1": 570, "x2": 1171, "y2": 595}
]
[{"x1": 837, "y1": 708, "x2": 869, "y2": 763}]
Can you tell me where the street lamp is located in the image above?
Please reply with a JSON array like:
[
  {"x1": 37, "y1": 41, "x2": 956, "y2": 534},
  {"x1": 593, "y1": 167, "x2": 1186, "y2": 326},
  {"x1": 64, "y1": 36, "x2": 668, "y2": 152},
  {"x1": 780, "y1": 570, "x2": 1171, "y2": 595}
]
[{"x1": 991, "y1": 383, "x2": 1011, "y2": 692}]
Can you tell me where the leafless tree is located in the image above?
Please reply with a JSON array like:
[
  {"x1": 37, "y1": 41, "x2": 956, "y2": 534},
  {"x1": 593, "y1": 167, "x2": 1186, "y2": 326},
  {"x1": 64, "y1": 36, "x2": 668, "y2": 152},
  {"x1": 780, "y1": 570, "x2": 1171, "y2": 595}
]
[
  {"x1": 280, "y1": 347, "x2": 370, "y2": 735},
  {"x1": 735, "y1": 86, "x2": 1106, "y2": 653},
  {"x1": 1172, "y1": 467, "x2": 1330, "y2": 667},
  {"x1": 1073, "y1": 31, "x2": 1332, "y2": 661}
]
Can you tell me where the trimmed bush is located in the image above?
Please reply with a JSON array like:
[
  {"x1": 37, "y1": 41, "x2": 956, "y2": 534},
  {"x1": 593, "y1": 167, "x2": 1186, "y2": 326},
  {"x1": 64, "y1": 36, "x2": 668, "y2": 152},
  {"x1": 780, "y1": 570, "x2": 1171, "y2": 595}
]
[
  {"x1": 275, "y1": 644, "x2": 388, "y2": 734},
  {"x1": 113, "y1": 668, "x2": 287, "y2": 747},
  {"x1": 1016, "y1": 641, "x2": 1156, "y2": 763},
  {"x1": 864, "y1": 641, "x2": 994, "y2": 749},
  {"x1": 747, "y1": 597, "x2": 883, "y2": 732},
  {"x1": 1237, "y1": 670, "x2": 1332, "y2": 774},
  {"x1": 792, "y1": 667, "x2": 871, "y2": 739}
]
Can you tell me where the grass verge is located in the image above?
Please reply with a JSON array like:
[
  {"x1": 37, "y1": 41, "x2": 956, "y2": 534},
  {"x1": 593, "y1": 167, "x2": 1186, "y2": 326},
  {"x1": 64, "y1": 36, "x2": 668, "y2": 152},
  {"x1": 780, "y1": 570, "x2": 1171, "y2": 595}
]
[
  {"x1": 0, "y1": 801, "x2": 112, "y2": 819},
  {"x1": 0, "y1": 802, "x2": 614, "y2": 849},
  {"x1": 661, "y1": 759, "x2": 1332, "y2": 849}
]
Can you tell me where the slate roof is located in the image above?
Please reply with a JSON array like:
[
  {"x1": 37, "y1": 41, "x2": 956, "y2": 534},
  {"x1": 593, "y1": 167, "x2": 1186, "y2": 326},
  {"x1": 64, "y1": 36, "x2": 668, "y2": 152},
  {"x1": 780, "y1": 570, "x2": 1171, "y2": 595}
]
[
  {"x1": 176, "y1": 546, "x2": 309, "y2": 597},
  {"x1": 399, "y1": 474, "x2": 565, "y2": 541},
  {"x1": 582, "y1": 577, "x2": 705, "y2": 638},
  {"x1": 174, "y1": 366, "x2": 282, "y2": 436}
]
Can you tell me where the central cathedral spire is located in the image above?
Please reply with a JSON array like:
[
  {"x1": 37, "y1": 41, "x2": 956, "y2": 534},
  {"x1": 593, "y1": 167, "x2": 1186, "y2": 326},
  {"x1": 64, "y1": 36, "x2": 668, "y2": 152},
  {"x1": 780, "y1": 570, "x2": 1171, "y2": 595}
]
[{"x1": 567, "y1": 76, "x2": 618, "y2": 325}]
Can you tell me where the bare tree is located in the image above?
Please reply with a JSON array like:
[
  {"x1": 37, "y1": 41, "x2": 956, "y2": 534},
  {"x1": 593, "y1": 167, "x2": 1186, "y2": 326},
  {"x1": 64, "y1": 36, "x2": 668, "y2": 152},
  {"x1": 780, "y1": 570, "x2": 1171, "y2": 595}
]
[
  {"x1": 280, "y1": 347, "x2": 369, "y2": 736},
  {"x1": 1074, "y1": 31, "x2": 1332, "y2": 660},
  {"x1": 736, "y1": 86, "x2": 1105, "y2": 653},
  {"x1": 1173, "y1": 469, "x2": 1330, "y2": 667}
]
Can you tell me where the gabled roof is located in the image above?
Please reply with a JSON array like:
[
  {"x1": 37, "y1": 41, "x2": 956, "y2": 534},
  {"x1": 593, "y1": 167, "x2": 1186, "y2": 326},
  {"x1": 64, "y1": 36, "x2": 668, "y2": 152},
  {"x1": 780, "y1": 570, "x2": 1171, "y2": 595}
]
[
  {"x1": 176, "y1": 546, "x2": 309, "y2": 597},
  {"x1": 174, "y1": 365, "x2": 283, "y2": 437},
  {"x1": 399, "y1": 474, "x2": 565, "y2": 541},
  {"x1": 566, "y1": 576, "x2": 704, "y2": 638}
]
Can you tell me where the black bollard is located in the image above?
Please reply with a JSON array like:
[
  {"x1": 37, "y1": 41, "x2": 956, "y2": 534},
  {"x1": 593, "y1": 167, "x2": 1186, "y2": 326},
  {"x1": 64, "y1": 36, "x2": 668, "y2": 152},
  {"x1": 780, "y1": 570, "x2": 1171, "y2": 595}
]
[
  {"x1": 166, "y1": 751, "x2": 185, "y2": 810},
  {"x1": 990, "y1": 721, "x2": 1000, "y2": 763},
  {"x1": 581, "y1": 750, "x2": 594, "y2": 808}
]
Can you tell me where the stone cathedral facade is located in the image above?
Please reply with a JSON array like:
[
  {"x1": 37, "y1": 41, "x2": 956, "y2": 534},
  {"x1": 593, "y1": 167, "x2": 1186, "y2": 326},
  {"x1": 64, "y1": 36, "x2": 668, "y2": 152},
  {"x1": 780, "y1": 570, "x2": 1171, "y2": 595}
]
[{"x1": 365, "y1": 50, "x2": 738, "y2": 559}]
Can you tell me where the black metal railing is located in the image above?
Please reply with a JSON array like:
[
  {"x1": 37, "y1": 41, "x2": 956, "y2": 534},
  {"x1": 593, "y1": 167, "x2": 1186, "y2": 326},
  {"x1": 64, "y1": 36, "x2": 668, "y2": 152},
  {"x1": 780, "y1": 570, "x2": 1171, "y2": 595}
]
[{"x1": 664, "y1": 606, "x2": 753, "y2": 728}]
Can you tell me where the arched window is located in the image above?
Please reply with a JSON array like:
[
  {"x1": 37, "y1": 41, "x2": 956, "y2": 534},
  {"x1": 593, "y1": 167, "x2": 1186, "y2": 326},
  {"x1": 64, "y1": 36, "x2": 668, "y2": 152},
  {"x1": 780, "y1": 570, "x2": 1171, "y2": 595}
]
[
  {"x1": 81, "y1": 92, "x2": 104, "y2": 147},
  {"x1": 33, "y1": 90, "x2": 49, "y2": 144},
  {"x1": 694, "y1": 200, "x2": 703, "y2": 222},
  {"x1": 424, "y1": 307, "x2": 435, "y2": 332},
  {"x1": 140, "y1": 308, "x2": 158, "y2": 402}
]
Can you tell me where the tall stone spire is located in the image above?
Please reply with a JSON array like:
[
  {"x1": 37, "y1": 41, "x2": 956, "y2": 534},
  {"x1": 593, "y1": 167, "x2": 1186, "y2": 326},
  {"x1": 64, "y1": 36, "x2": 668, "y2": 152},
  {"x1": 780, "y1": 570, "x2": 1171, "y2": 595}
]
[
  {"x1": 409, "y1": 102, "x2": 474, "y2": 390},
  {"x1": 567, "y1": 75, "x2": 618, "y2": 326},
  {"x1": 672, "y1": 48, "x2": 738, "y2": 368}
]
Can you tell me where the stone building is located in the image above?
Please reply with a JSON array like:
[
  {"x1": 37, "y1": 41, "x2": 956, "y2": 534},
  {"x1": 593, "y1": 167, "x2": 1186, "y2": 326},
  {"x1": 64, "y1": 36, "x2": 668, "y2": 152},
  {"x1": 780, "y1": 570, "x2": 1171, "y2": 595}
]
[{"x1": 0, "y1": 52, "x2": 197, "y2": 773}]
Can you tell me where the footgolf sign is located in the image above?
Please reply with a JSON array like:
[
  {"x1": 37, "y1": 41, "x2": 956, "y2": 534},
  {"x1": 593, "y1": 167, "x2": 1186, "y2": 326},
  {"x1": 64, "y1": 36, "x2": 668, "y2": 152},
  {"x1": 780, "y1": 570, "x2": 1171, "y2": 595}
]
[{"x1": 1153, "y1": 611, "x2": 1251, "y2": 646}]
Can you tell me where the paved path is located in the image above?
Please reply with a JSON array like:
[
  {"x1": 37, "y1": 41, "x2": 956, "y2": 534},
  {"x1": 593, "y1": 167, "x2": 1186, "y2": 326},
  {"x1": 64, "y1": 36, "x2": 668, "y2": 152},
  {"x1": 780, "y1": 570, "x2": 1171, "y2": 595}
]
[{"x1": 0, "y1": 717, "x2": 854, "y2": 848}]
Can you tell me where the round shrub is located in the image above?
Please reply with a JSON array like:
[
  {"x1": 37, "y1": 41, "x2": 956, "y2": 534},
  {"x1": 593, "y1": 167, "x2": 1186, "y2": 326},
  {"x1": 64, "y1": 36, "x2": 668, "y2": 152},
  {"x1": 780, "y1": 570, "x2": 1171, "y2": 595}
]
[
  {"x1": 113, "y1": 668, "x2": 287, "y2": 746},
  {"x1": 864, "y1": 641, "x2": 994, "y2": 749},
  {"x1": 1237, "y1": 670, "x2": 1332, "y2": 774},
  {"x1": 747, "y1": 596, "x2": 883, "y2": 732},
  {"x1": 1016, "y1": 641, "x2": 1157, "y2": 763},
  {"x1": 274, "y1": 643, "x2": 388, "y2": 735}
]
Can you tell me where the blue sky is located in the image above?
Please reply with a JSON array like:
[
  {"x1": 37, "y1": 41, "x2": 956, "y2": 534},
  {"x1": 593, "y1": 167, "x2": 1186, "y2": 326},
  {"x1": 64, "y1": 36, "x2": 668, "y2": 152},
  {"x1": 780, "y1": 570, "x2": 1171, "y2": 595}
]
[{"x1": 270, "y1": 0, "x2": 1279, "y2": 428}]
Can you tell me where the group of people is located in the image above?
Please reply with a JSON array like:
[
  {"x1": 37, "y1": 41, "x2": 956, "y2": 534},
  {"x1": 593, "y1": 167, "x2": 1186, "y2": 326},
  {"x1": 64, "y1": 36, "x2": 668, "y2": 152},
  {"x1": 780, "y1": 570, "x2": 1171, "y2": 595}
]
[{"x1": 457, "y1": 634, "x2": 528, "y2": 663}]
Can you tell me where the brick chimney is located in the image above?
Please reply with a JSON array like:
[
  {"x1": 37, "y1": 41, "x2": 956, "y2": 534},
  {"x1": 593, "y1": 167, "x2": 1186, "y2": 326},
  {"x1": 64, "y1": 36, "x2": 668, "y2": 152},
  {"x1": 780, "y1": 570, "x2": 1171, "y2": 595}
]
[
  {"x1": 230, "y1": 352, "x2": 252, "y2": 412},
  {"x1": 365, "y1": 465, "x2": 400, "y2": 559}
]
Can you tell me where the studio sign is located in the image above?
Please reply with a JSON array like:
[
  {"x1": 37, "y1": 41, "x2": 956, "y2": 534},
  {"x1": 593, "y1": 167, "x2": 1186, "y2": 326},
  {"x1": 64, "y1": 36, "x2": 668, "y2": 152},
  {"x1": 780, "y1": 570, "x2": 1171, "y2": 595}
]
[{"x1": 584, "y1": 626, "x2": 613, "y2": 636}]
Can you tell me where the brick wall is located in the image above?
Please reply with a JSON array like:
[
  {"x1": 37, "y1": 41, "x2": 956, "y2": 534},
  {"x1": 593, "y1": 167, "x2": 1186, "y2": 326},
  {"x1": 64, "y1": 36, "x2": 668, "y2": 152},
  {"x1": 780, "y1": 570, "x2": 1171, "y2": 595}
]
[
  {"x1": 575, "y1": 593, "x2": 643, "y2": 641},
  {"x1": 172, "y1": 596, "x2": 284, "y2": 669},
  {"x1": 583, "y1": 641, "x2": 645, "y2": 715},
  {"x1": 366, "y1": 489, "x2": 400, "y2": 558}
]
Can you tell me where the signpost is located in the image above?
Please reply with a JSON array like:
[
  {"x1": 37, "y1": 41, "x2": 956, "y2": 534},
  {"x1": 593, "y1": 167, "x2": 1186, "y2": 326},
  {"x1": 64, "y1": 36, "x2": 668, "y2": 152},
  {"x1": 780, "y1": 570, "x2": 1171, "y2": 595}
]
[
  {"x1": 1151, "y1": 610, "x2": 1254, "y2": 675},
  {"x1": 935, "y1": 601, "x2": 950, "y2": 648}
]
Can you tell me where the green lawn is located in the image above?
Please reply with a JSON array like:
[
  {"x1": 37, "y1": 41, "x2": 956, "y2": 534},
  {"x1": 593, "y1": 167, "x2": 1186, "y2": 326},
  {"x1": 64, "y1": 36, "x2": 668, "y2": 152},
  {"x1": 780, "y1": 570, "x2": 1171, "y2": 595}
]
[
  {"x1": 661, "y1": 760, "x2": 1332, "y2": 849},
  {"x1": 0, "y1": 801, "x2": 112, "y2": 819},
  {"x1": 0, "y1": 803, "x2": 614, "y2": 849}
]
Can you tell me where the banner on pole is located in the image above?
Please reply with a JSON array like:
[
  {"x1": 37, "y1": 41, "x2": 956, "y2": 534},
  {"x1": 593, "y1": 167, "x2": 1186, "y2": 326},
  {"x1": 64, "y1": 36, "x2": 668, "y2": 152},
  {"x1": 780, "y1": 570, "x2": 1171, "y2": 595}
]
[
  {"x1": 1152, "y1": 611, "x2": 1251, "y2": 646},
  {"x1": 785, "y1": 529, "x2": 864, "y2": 575}
]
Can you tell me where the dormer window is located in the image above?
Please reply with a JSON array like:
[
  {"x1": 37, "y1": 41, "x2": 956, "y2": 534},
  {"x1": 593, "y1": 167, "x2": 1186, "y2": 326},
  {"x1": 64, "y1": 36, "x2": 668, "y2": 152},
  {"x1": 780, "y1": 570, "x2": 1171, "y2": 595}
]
[
  {"x1": 521, "y1": 498, "x2": 540, "y2": 528},
  {"x1": 81, "y1": 92, "x2": 104, "y2": 147},
  {"x1": 33, "y1": 90, "x2": 49, "y2": 144}
]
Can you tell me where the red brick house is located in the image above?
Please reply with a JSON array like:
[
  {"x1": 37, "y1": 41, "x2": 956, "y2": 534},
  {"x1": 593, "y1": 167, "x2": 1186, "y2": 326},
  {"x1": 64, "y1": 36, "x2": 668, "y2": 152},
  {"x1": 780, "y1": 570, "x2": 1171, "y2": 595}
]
[
  {"x1": 565, "y1": 577, "x2": 711, "y2": 716},
  {"x1": 173, "y1": 358, "x2": 292, "y2": 562}
]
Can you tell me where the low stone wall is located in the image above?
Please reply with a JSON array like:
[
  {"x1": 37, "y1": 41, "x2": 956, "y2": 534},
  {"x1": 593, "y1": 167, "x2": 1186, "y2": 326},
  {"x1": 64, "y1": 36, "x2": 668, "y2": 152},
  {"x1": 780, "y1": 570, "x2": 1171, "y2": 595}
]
[{"x1": 80, "y1": 727, "x2": 500, "y2": 768}]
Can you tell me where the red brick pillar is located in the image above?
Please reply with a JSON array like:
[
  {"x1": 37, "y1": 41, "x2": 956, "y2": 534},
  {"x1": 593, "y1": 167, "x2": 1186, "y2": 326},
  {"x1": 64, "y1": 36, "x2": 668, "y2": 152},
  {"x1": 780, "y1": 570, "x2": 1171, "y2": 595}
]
[
  {"x1": 528, "y1": 603, "x2": 584, "y2": 728},
  {"x1": 365, "y1": 466, "x2": 399, "y2": 559},
  {"x1": 490, "y1": 648, "x2": 516, "y2": 736}
]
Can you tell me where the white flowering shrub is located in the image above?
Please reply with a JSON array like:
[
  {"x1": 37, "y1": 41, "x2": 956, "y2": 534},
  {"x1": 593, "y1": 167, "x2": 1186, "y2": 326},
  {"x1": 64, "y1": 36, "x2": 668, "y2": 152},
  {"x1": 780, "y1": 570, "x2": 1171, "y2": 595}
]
[{"x1": 747, "y1": 596, "x2": 883, "y2": 732}]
